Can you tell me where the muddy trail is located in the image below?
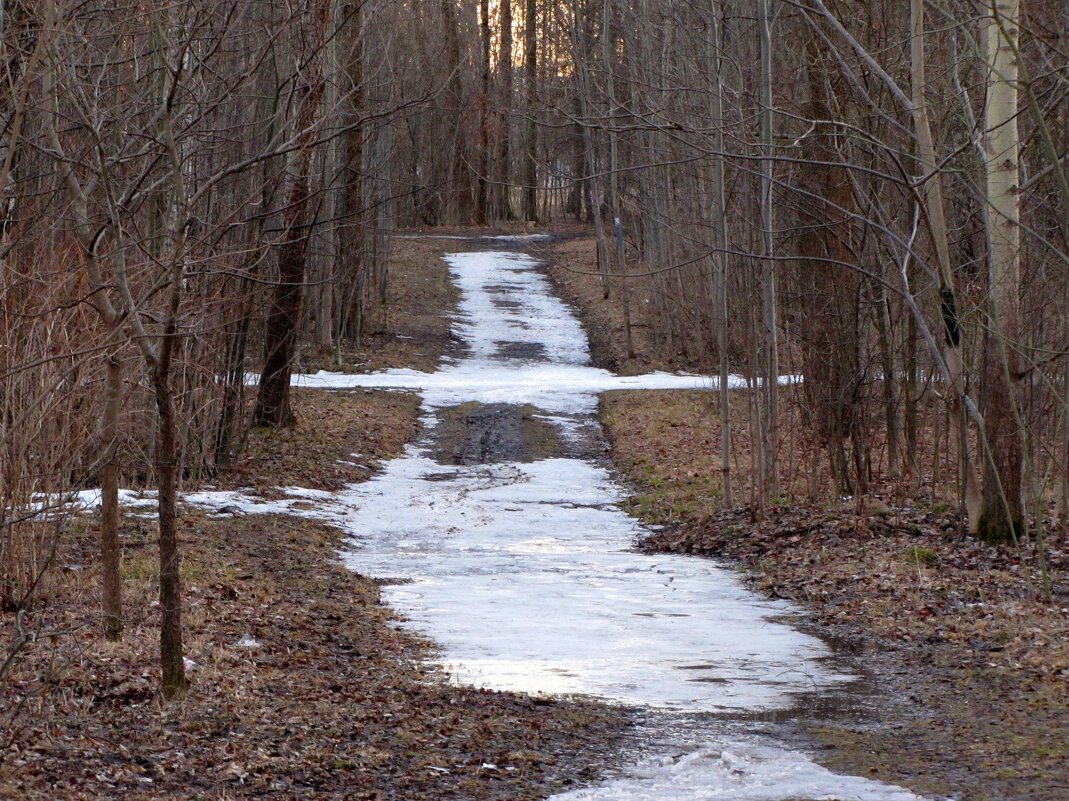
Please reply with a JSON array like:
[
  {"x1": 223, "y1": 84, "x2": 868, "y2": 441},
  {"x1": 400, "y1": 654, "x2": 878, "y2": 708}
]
[{"x1": 187, "y1": 238, "x2": 928, "y2": 800}]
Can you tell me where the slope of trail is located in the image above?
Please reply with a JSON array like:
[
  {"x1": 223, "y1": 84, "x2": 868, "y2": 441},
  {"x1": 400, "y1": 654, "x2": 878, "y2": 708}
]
[{"x1": 186, "y1": 241, "x2": 928, "y2": 800}]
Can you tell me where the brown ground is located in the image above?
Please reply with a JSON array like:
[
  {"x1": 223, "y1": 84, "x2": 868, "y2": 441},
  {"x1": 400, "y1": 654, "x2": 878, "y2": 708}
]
[
  {"x1": 300, "y1": 235, "x2": 462, "y2": 374},
  {"x1": 302, "y1": 231, "x2": 539, "y2": 375},
  {"x1": 0, "y1": 232, "x2": 629, "y2": 801},
  {"x1": 545, "y1": 231, "x2": 1069, "y2": 801},
  {"x1": 215, "y1": 389, "x2": 421, "y2": 494},
  {"x1": 532, "y1": 232, "x2": 662, "y2": 376},
  {"x1": 0, "y1": 494, "x2": 623, "y2": 800}
]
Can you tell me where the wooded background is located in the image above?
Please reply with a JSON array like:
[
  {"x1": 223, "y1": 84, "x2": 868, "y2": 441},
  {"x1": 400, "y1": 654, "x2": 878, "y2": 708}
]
[{"x1": 2, "y1": 0, "x2": 1064, "y2": 694}]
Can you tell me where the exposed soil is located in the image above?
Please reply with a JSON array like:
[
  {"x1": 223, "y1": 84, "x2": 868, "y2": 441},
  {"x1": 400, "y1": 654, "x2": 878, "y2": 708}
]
[{"x1": 430, "y1": 403, "x2": 565, "y2": 466}]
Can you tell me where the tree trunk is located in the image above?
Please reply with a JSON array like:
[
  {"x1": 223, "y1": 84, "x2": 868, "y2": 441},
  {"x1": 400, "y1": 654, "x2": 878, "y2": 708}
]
[
  {"x1": 254, "y1": 169, "x2": 313, "y2": 428},
  {"x1": 710, "y1": 4, "x2": 732, "y2": 507},
  {"x1": 570, "y1": 0, "x2": 610, "y2": 299},
  {"x1": 477, "y1": 0, "x2": 491, "y2": 224},
  {"x1": 153, "y1": 232, "x2": 187, "y2": 700},
  {"x1": 523, "y1": 0, "x2": 538, "y2": 222},
  {"x1": 153, "y1": 362, "x2": 186, "y2": 699},
  {"x1": 874, "y1": 282, "x2": 900, "y2": 479},
  {"x1": 795, "y1": 35, "x2": 863, "y2": 497},
  {"x1": 495, "y1": 0, "x2": 515, "y2": 220},
  {"x1": 978, "y1": 0, "x2": 1023, "y2": 542},
  {"x1": 99, "y1": 352, "x2": 123, "y2": 640},
  {"x1": 1063, "y1": 353, "x2": 1069, "y2": 524},
  {"x1": 254, "y1": 47, "x2": 327, "y2": 427},
  {"x1": 440, "y1": 0, "x2": 469, "y2": 223},
  {"x1": 338, "y1": 0, "x2": 367, "y2": 346},
  {"x1": 757, "y1": 0, "x2": 779, "y2": 501},
  {"x1": 566, "y1": 95, "x2": 584, "y2": 220},
  {"x1": 910, "y1": 0, "x2": 984, "y2": 528},
  {"x1": 601, "y1": 0, "x2": 634, "y2": 358}
]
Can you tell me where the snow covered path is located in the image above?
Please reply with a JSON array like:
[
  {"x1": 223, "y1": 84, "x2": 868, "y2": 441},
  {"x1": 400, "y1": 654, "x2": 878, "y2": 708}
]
[{"x1": 192, "y1": 243, "x2": 926, "y2": 800}]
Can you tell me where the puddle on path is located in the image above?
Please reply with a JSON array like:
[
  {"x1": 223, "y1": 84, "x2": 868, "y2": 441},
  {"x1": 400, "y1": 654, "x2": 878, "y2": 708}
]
[{"x1": 187, "y1": 243, "x2": 927, "y2": 800}]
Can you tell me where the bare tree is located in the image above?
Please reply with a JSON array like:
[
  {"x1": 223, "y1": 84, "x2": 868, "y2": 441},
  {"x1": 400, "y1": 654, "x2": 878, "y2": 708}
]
[
  {"x1": 977, "y1": 0, "x2": 1023, "y2": 541},
  {"x1": 255, "y1": 2, "x2": 331, "y2": 429},
  {"x1": 523, "y1": 0, "x2": 539, "y2": 222}
]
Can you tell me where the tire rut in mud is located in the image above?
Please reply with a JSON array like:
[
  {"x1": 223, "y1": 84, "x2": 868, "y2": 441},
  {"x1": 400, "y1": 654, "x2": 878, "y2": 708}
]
[{"x1": 429, "y1": 402, "x2": 565, "y2": 465}]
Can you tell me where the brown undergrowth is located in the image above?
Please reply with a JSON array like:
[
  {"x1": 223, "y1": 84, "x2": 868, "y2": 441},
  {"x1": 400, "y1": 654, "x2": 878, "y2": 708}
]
[
  {"x1": 0, "y1": 506, "x2": 623, "y2": 800},
  {"x1": 534, "y1": 232, "x2": 664, "y2": 376},
  {"x1": 601, "y1": 389, "x2": 1069, "y2": 801},
  {"x1": 1, "y1": 233, "x2": 629, "y2": 800},
  {"x1": 300, "y1": 235, "x2": 462, "y2": 374},
  {"x1": 215, "y1": 389, "x2": 421, "y2": 493},
  {"x1": 300, "y1": 231, "x2": 547, "y2": 375}
]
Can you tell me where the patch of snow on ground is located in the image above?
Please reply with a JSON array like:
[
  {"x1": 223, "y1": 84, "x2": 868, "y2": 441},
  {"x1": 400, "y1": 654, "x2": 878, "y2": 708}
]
[
  {"x1": 99, "y1": 244, "x2": 927, "y2": 801},
  {"x1": 550, "y1": 739, "x2": 925, "y2": 801},
  {"x1": 331, "y1": 454, "x2": 848, "y2": 709}
]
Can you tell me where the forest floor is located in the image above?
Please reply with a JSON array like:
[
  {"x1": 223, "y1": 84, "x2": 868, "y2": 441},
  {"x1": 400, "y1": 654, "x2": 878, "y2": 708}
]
[
  {"x1": 0, "y1": 234, "x2": 627, "y2": 800},
  {"x1": 8, "y1": 228, "x2": 1067, "y2": 801},
  {"x1": 539, "y1": 232, "x2": 1069, "y2": 801}
]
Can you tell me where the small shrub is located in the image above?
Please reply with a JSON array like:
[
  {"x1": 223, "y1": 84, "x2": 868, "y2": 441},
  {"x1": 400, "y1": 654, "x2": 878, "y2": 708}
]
[{"x1": 902, "y1": 544, "x2": 937, "y2": 567}]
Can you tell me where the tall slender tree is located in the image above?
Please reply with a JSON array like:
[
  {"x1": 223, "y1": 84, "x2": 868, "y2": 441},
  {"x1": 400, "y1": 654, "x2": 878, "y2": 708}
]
[
  {"x1": 977, "y1": 0, "x2": 1023, "y2": 541},
  {"x1": 523, "y1": 0, "x2": 538, "y2": 222}
]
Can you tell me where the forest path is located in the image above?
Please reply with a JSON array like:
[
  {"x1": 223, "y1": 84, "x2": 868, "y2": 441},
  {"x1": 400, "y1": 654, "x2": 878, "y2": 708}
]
[{"x1": 197, "y1": 239, "x2": 927, "y2": 800}]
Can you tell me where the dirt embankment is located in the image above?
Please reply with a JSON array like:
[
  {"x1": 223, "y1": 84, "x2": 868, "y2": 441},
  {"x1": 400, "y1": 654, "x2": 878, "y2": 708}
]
[
  {"x1": 0, "y1": 234, "x2": 627, "y2": 801},
  {"x1": 541, "y1": 231, "x2": 1069, "y2": 801}
]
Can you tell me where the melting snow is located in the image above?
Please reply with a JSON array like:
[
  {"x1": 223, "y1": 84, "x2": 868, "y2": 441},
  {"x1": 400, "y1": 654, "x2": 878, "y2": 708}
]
[
  {"x1": 94, "y1": 246, "x2": 926, "y2": 801},
  {"x1": 552, "y1": 740, "x2": 925, "y2": 801}
]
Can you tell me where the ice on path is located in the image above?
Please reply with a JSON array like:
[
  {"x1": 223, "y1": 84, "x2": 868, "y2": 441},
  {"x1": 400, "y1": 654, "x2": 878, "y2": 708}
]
[
  {"x1": 113, "y1": 247, "x2": 927, "y2": 801},
  {"x1": 551, "y1": 740, "x2": 925, "y2": 801}
]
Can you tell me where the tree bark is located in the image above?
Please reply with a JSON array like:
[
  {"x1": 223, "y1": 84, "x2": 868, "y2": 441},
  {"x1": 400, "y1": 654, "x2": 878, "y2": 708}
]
[
  {"x1": 99, "y1": 353, "x2": 123, "y2": 639},
  {"x1": 477, "y1": 0, "x2": 491, "y2": 224},
  {"x1": 910, "y1": 0, "x2": 984, "y2": 529},
  {"x1": 523, "y1": 0, "x2": 538, "y2": 222},
  {"x1": 757, "y1": 0, "x2": 779, "y2": 501},
  {"x1": 338, "y1": 0, "x2": 367, "y2": 346},
  {"x1": 254, "y1": 167, "x2": 314, "y2": 428},
  {"x1": 153, "y1": 359, "x2": 185, "y2": 699},
  {"x1": 570, "y1": 0, "x2": 609, "y2": 298},
  {"x1": 710, "y1": 4, "x2": 732, "y2": 507},
  {"x1": 601, "y1": 0, "x2": 634, "y2": 358},
  {"x1": 254, "y1": 21, "x2": 329, "y2": 428},
  {"x1": 495, "y1": 0, "x2": 515, "y2": 220},
  {"x1": 978, "y1": 0, "x2": 1023, "y2": 542},
  {"x1": 439, "y1": 0, "x2": 469, "y2": 223}
]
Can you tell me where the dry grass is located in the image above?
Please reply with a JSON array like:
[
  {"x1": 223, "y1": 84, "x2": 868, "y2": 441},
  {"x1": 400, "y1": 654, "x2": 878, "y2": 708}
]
[{"x1": 216, "y1": 388, "x2": 421, "y2": 493}]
